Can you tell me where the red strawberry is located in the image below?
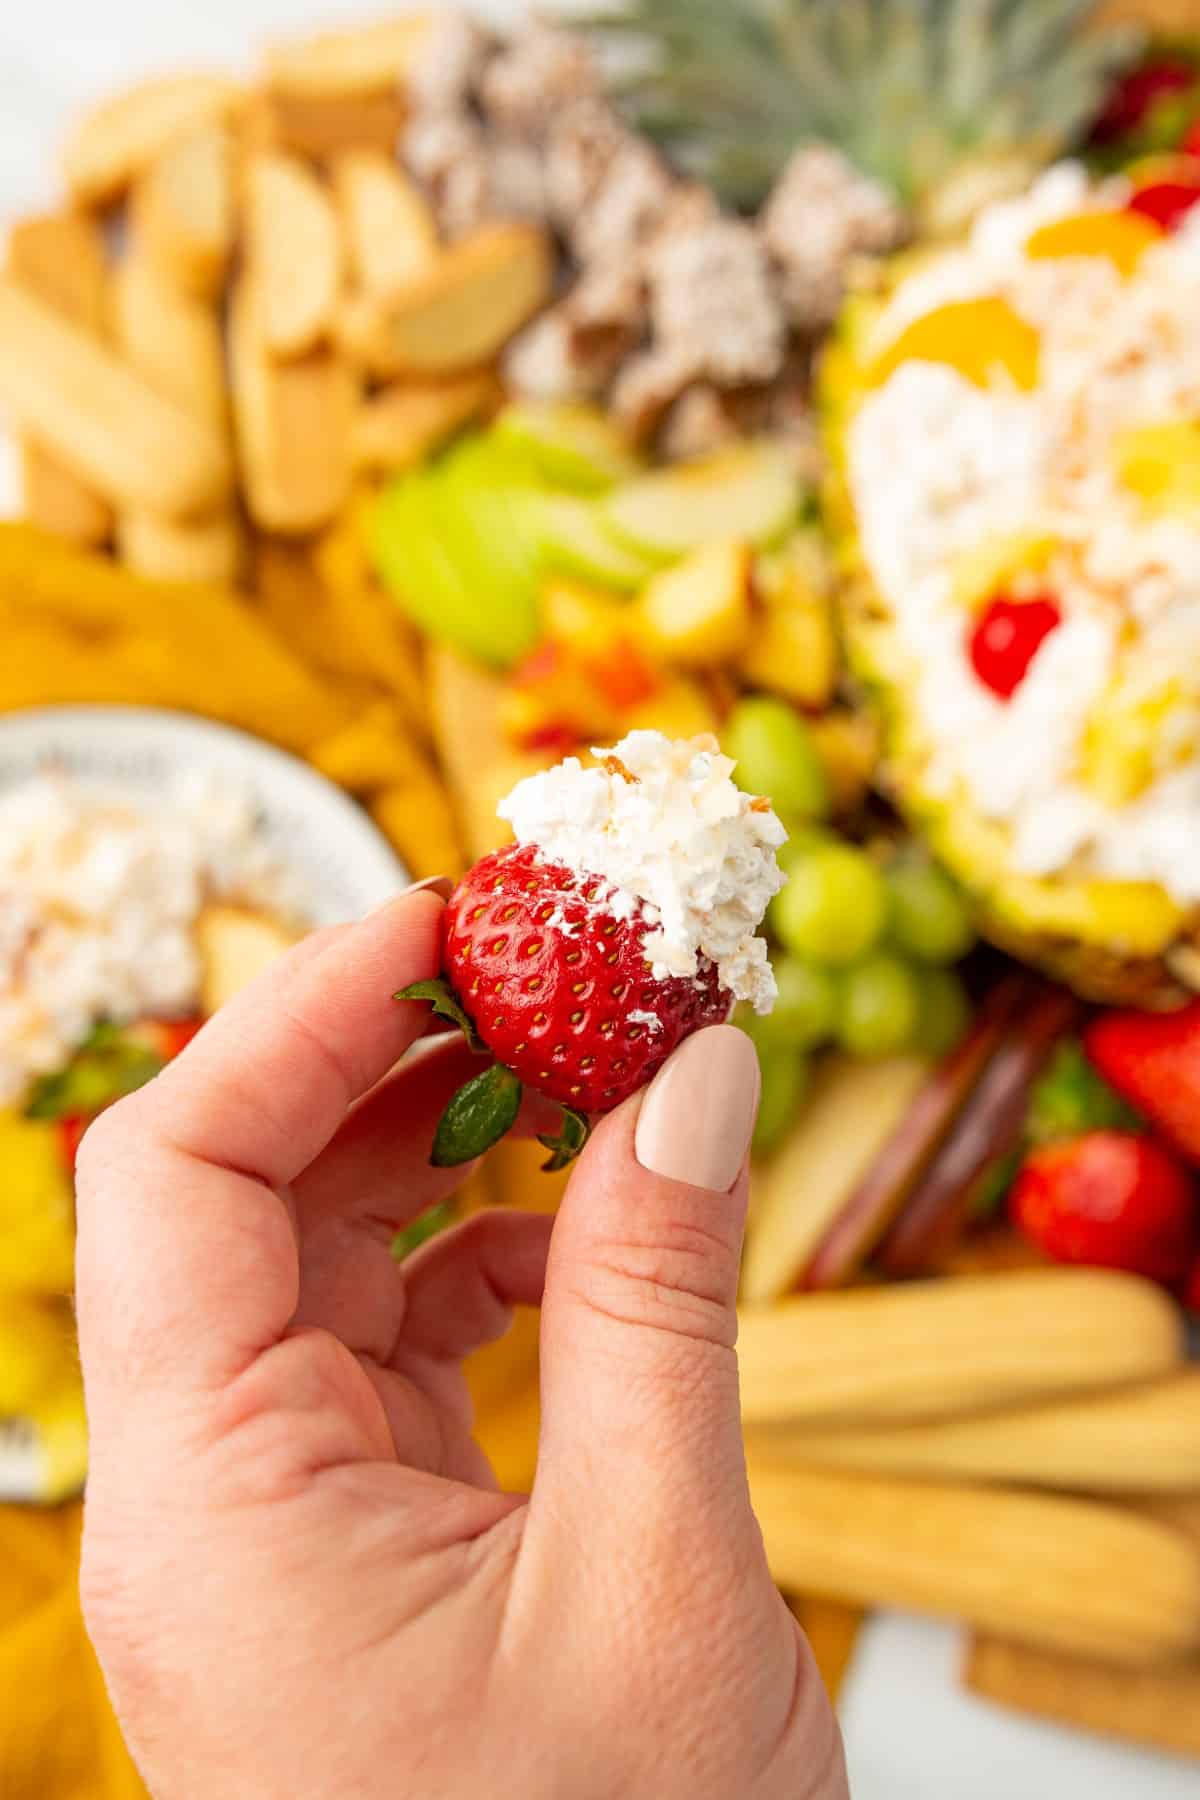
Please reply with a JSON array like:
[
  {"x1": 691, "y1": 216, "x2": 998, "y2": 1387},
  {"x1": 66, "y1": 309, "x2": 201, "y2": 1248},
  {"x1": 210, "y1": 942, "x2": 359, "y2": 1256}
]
[
  {"x1": 1010, "y1": 1131, "x2": 1196, "y2": 1284},
  {"x1": 1184, "y1": 118, "x2": 1200, "y2": 159},
  {"x1": 1085, "y1": 1003, "x2": 1200, "y2": 1164},
  {"x1": 400, "y1": 841, "x2": 731, "y2": 1167},
  {"x1": 968, "y1": 594, "x2": 1062, "y2": 701}
]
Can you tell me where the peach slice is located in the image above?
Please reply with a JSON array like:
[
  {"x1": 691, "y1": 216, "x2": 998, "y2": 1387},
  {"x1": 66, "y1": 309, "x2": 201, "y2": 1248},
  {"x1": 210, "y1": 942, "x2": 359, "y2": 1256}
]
[
  {"x1": 1025, "y1": 210, "x2": 1162, "y2": 277},
  {"x1": 870, "y1": 297, "x2": 1040, "y2": 392}
]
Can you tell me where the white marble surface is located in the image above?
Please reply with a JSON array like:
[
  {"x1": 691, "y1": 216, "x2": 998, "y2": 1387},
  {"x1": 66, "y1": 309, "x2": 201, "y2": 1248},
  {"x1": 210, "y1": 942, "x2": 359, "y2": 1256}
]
[{"x1": 1, "y1": 5, "x2": 1197, "y2": 1794}]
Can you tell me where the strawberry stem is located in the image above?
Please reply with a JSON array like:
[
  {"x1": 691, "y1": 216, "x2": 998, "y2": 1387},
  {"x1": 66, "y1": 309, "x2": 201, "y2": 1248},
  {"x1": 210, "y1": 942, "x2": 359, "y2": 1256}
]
[
  {"x1": 539, "y1": 1105, "x2": 591, "y2": 1172},
  {"x1": 395, "y1": 977, "x2": 485, "y2": 1054}
]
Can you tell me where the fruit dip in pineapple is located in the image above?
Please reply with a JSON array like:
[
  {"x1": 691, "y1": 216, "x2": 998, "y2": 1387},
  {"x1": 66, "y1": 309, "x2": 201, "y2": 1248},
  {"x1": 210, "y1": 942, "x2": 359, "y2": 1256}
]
[{"x1": 826, "y1": 161, "x2": 1200, "y2": 1003}]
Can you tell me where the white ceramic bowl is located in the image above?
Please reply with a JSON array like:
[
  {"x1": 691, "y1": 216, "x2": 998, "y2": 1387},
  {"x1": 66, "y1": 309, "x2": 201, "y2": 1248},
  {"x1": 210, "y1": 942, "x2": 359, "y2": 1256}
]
[{"x1": 0, "y1": 705, "x2": 408, "y2": 921}]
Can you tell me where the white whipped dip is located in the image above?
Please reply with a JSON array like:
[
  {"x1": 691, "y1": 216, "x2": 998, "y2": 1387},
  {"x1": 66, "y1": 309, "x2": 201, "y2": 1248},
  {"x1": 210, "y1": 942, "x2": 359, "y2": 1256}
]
[
  {"x1": 848, "y1": 164, "x2": 1200, "y2": 902},
  {"x1": 0, "y1": 772, "x2": 301, "y2": 1107},
  {"x1": 497, "y1": 730, "x2": 786, "y2": 1010}
]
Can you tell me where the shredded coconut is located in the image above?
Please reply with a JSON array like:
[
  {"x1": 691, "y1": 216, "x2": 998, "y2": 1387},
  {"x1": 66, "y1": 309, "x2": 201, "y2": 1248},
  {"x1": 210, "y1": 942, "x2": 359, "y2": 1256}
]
[
  {"x1": 497, "y1": 732, "x2": 786, "y2": 1011},
  {"x1": 0, "y1": 773, "x2": 302, "y2": 1107}
]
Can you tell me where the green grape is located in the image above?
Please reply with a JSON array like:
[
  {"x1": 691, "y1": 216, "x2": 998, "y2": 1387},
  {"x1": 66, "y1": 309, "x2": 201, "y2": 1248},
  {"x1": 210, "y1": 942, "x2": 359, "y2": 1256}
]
[
  {"x1": 776, "y1": 824, "x2": 831, "y2": 875},
  {"x1": 725, "y1": 696, "x2": 831, "y2": 823},
  {"x1": 760, "y1": 956, "x2": 841, "y2": 1050},
  {"x1": 752, "y1": 1045, "x2": 810, "y2": 1157},
  {"x1": 838, "y1": 952, "x2": 922, "y2": 1058},
  {"x1": 912, "y1": 967, "x2": 972, "y2": 1059},
  {"x1": 886, "y1": 856, "x2": 975, "y2": 964},
  {"x1": 773, "y1": 844, "x2": 889, "y2": 966}
]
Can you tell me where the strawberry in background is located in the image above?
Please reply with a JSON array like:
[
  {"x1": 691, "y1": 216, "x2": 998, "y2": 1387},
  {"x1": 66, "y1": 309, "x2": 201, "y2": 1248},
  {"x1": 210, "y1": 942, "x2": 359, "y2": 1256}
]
[{"x1": 25, "y1": 1018, "x2": 203, "y2": 1173}]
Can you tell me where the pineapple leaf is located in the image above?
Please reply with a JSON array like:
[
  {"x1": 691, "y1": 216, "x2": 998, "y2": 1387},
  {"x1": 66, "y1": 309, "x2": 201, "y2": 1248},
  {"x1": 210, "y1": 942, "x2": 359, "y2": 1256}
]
[{"x1": 583, "y1": 0, "x2": 1142, "y2": 212}]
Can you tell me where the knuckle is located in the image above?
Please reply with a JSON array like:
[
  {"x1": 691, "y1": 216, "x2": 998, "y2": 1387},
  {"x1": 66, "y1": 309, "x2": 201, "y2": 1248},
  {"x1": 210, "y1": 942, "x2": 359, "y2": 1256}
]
[{"x1": 570, "y1": 1220, "x2": 738, "y2": 1349}]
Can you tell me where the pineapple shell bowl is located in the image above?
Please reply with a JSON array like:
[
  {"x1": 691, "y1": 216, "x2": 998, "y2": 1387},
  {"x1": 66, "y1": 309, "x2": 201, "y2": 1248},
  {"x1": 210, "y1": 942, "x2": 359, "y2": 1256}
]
[{"x1": 821, "y1": 162, "x2": 1200, "y2": 1007}]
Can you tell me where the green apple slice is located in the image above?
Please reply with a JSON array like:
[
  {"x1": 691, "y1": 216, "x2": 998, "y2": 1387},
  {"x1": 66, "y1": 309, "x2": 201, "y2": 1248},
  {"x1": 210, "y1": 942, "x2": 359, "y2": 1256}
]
[
  {"x1": 438, "y1": 437, "x2": 545, "y2": 603},
  {"x1": 372, "y1": 472, "x2": 539, "y2": 668},
  {"x1": 537, "y1": 494, "x2": 656, "y2": 593},
  {"x1": 603, "y1": 442, "x2": 801, "y2": 560},
  {"x1": 493, "y1": 401, "x2": 642, "y2": 492}
]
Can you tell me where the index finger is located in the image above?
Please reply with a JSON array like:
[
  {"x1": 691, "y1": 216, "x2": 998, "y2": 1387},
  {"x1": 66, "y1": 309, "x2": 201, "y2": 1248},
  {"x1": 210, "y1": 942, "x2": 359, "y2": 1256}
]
[{"x1": 75, "y1": 888, "x2": 447, "y2": 1406}]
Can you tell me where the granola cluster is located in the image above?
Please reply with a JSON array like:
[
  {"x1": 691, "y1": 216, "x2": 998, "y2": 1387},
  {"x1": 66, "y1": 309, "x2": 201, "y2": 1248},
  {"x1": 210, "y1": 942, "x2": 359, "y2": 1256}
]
[{"x1": 402, "y1": 13, "x2": 908, "y2": 455}]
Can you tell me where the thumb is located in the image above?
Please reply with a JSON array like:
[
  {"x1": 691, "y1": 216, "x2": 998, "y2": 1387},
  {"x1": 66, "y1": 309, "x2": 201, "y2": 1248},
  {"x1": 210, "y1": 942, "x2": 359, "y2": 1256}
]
[{"x1": 532, "y1": 1024, "x2": 761, "y2": 1562}]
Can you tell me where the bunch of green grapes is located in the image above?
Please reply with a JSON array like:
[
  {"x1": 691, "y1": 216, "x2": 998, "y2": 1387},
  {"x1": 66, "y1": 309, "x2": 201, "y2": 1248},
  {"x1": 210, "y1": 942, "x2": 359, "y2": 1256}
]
[{"x1": 726, "y1": 697, "x2": 975, "y2": 1155}]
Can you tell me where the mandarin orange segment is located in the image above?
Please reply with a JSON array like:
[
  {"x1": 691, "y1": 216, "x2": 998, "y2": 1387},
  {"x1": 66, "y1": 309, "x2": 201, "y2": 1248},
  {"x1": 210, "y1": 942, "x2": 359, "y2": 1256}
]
[
  {"x1": 1025, "y1": 210, "x2": 1163, "y2": 277},
  {"x1": 869, "y1": 296, "x2": 1040, "y2": 392}
]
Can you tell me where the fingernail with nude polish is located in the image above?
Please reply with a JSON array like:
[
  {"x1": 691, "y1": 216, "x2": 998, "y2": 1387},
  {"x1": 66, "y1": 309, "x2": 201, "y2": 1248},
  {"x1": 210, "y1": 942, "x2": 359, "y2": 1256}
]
[
  {"x1": 634, "y1": 1025, "x2": 760, "y2": 1192},
  {"x1": 398, "y1": 876, "x2": 455, "y2": 903}
]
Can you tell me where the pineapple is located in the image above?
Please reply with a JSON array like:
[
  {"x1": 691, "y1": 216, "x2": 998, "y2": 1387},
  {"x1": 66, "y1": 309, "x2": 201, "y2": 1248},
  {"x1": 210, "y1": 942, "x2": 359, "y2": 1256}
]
[
  {"x1": 585, "y1": 0, "x2": 1138, "y2": 225},
  {"x1": 820, "y1": 164, "x2": 1200, "y2": 1009}
]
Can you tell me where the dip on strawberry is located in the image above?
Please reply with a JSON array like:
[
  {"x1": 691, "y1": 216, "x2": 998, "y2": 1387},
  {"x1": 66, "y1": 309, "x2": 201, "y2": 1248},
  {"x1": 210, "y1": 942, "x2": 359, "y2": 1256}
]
[{"x1": 400, "y1": 731, "x2": 786, "y2": 1168}]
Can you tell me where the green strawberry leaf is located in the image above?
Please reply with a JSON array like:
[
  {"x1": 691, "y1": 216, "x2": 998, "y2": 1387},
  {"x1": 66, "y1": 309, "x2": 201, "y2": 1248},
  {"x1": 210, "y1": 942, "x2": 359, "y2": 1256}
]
[
  {"x1": 1026, "y1": 1042, "x2": 1143, "y2": 1147},
  {"x1": 538, "y1": 1105, "x2": 591, "y2": 1173},
  {"x1": 392, "y1": 1198, "x2": 458, "y2": 1261},
  {"x1": 431, "y1": 1063, "x2": 523, "y2": 1168},
  {"x1": 395, "y1": 977, "x2": 484, "y2": 1054}
]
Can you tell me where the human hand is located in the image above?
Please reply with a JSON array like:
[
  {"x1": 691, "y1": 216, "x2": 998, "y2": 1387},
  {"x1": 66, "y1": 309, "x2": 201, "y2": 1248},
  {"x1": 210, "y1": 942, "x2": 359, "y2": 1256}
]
[{"x1": 76, "y1": 886, "x2": 846, "y2": 1800}]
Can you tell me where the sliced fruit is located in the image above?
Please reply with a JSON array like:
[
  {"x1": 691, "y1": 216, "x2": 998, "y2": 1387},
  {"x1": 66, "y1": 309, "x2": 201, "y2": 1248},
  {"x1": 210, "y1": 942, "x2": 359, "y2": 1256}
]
[
  {"x1": 373, "y1": 472, "x2": 540, "y2": 668},
  {"x1": 625, "y1": 672, "x2": 717, "y2": 739},
  {"x1": 637, "y1": 538, "x2": 752, "y2": 666},
  {"x1": 725, "y1": 697, "x2": 830, "y2": 824},
  {"x1": 603, "y1": 442, "x2": 800, "y2": 561},
  {"x1": 541, "y1": 577, "x2": 629, "y2": 651},
  {"x1": 436, "y1": 439, "x2": 546, "y2": 628},
  {"x1": 741, "y1": 1056, "x2": 932, "y2": 1303},
  {"x1": 1080, "y1": 676, "x2": 1195, "y2": 807},
  {"x1": 1115, "y1": 421, "x2": 1200, "y2": 516},
  {"x1": 808, "y1": 712, "x2": 880, "y2": 818},
  {"x1": 493, "y1": 401, "x2": 641, "y2": 492},
  {"x1": 968, "y1": 593, "x2": 1062, "y2": 700},
  {"x1": 1025, "y1": 209, "x2": 1162, "y2": 276},
  {"x1": 949, "y1": 530, "x2": 1057, "y2": 613},
  {"x1": 499, "y1": 640, "x2": 616, "y2": 751},
  {"x1": 197, "y1": 906, "x2": 298, "y2": 1013},
  {"x1": 742, "y1": 535, "x2": 839, "y2": 709},
  {"x1": 869, "y1": 297, "x2": 1040, "y2": 392},
  {"x1": 537, "y1": 493, "x2": 657, "y2": 593}
]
